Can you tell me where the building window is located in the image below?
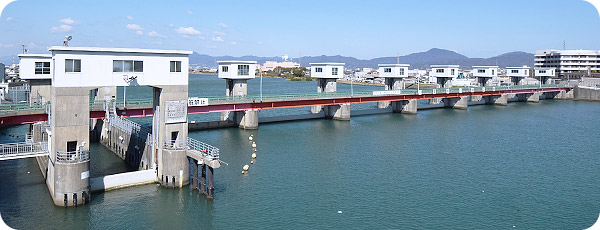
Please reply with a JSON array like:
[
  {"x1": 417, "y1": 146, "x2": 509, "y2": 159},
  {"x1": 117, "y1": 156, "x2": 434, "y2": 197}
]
[
  {"x1": 399, "y1": 68, "x2": 404, "y2": 75},
  {"x1": 492, "y1": 69, "x2": 495, "y2": 75},
  {"x1": 478, "y1": 69, "x2": 485, "y2": 73},
  {"x1": 384, "y1": 68, "x2": 392, "y2": 73},
  {"x1": 113, "y1": 60, "x2": 143, "y2": 72},
  {"x1": 451, "y1": 69, "x2": 455, "y2": 75},
  {"x1": 316, "y1": 67, "x2": 323, "y2": 73},
  {"x1": 170, "y1": 61, "x2": 182, "y2": 72},
  {"x1": 238, "y1": 64, "x2": 249, "y2": 75},
  {"x1": 332, "y1": 67, "x2": 338, "y2": 75},
  {"x1": 65, "y1": 59, "x2": 81, "y2": 73},
  {"x1": 511, "y1": 70, "x2": 518, "y2": 73},
  {"x1": 222, "y1": 66, "x2": 228, "y2": 72},
  {"x1": 436, "y1": 69, "x2": 444, "y2": 73},
  {"x1": 539, "y1": 70, "x2": 546, "y2": 74},
  {"x1": 35, "y1": 62, "x2": 50, "y2": 74}
]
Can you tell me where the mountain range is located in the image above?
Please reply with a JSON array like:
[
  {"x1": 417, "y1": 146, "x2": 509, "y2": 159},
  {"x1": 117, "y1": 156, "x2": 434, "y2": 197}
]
[
  {"x1": 190, "y1": 48, "x2": 534, "y2": 69},
  {"x1": 0, "y1": 48, "x2": 534, "y2": 70}
]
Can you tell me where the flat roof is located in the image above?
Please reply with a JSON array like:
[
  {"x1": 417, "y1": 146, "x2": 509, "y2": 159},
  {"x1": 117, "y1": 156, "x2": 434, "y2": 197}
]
[
  {"x1": 431, "y1": 65, "x2": 459, "y2": 68},
  {"x1": 534, "y1": 67, "x2": 556, "y2": 70},
  {"x1": 17, "y1": 54, "x2": 52, "y2": 58},
  {"x1": 217, "y1": 60, "x2": 257, "y2": 64},
  {"x1": 506, "y1": 66, "x2": 530, "y2": 69},
  {"x1": 48, "y1": 46, "x2": 192, "y2": 55},
  {"x1": 472, "y1": 66, "x2": 498, "y2": 68},
  {"x1": 378, "y1": 64, "x2": 410, "y2": 67},
  {"x1": 309, "y1": 63, "x2": 345, "y2": 66}
]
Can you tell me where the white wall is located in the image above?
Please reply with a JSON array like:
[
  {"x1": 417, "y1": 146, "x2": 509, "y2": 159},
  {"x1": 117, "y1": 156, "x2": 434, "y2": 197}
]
[
  {"x1": 535, "y1": 68, "x2": 555, "y2": 77},
  {"x1": 506, "y1": 68, "x2": 529, "y2": 77},
  {"x1": 430, "y1": 67, "x2": 459, "y2": 78},
  {"x1": 378, "y1": 66, "x2": 408, "y2": 78},
  {"x1": 472, "y1": 67, "x2": 498, "y2": 78},
  {"x1": 310, "y1": 64, "x2": 344, "y2": 79},
  {"x1": 19, "y1": 56, "x2": 52, "y2": 80},
  {"x1": 218, "y1": 63, "x2": 256, "y2": 79},
  {"x1": 52, "y1": 51, "x2": 189, "y2": 87}
]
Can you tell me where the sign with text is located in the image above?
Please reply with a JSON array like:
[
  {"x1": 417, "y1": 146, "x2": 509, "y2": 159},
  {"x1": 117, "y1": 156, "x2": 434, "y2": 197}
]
[
  {"x1": 373, "y1": 90, "x2": 402, "y2": 96},
  {"x1": 165, "y1": 100, "x2": 187, "y2": 124},
  {"x1": 188, "y1": 97, "x2": 209, "y2": 106}
]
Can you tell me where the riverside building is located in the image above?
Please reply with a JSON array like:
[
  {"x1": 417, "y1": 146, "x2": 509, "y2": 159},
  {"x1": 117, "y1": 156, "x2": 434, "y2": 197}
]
[{"x1": 534, "y1": 49, "x2": 600, "y2": 79}]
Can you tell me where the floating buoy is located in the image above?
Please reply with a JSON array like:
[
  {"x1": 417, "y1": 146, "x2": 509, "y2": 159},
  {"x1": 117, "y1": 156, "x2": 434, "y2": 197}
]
[
  {"x1": 243, "y1": 164, "x2": 249, "y2": 171},
  {"x1": 249, "y1": 135, "x2": 253, "y2": 141},
  {"x1": 252, "y1": 142, "x2": 257, "y2": 148},
  {"x1": 482, "y1": 190, "x2": 485, "y2": 193},
  {"x1": 250, "y1": 160, "x2": 254, "y2": 164},
  {"x1": 242, "y1": 171, "x2": 246, "y2": 174},
  {"x1": 338, "y1": 211, "x2": 342, "y2": 214},
  {"x1": 252, "y1": 153, "x2": 256, "y2": 159}
]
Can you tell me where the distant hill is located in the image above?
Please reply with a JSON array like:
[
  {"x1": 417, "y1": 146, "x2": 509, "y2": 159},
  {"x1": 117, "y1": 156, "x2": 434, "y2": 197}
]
[{"x1": 190, "y1": 48, "x2": 534, "y2": 69}]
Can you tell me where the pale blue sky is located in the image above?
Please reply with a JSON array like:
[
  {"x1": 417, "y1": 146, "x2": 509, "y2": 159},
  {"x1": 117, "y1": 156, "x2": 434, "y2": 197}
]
[{"x1": 0, "y1": 0, "x2": 599, "y2": 59}]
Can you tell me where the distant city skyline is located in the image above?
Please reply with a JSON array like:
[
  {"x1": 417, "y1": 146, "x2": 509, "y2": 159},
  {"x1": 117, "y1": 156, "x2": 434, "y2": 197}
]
[{"x1": 0, "y1": 0, "x2": 599, "y2": 59}]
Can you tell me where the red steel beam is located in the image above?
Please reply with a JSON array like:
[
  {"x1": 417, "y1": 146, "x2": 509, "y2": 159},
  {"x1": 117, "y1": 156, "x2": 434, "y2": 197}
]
[{"x1": 0, "y1": 87, "x2": 571, "y2": 125}]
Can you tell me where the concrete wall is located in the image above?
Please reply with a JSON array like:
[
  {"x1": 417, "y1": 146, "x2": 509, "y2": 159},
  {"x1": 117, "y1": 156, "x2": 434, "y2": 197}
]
[
  {"x1": 29, "y1": 79, "x2": 52, "y2": 103},
  {"x1": 574, "y1": 86, "x2": 600, "y2": 101}
]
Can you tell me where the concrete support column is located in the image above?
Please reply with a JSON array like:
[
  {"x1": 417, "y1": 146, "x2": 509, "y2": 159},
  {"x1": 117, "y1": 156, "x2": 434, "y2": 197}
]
[
  {"x1": 437, "y1": 77, "x2": 452, "y2": 88},
  {"x1": 311, "y1": 79, "x2": 337, "y2": 113},
  {"x1": 378, "y1": 78, "x2": 404, "y2": 109},
  {"x1": 511, "y1": 77, "x2": 525, "y2": 86},
  {"x1": 325, "y1": 104, "x2": 350, "y2": 121},
  {"x1": 199, "y1": 164, "x2": 206, "y2": 195},
  {"x1": 443, "y1": 96, "x2": 469, "y2": 110},
  {"x1": 92, "y1": 86, "x2": 117, "y2": 101},
  {"x1": 28, "y1": 79, "x2": 52, "y2": 104},
  {"x1": 485, "y1": 94, "x2": 508, "y2": 106},
  {"x1": 392, "y1": 100, "x2": 417, "y2": 114},
  {"x1": 471, "y1": 95, "x2": 483, "y2": 102},
  {"x1": 48, "y1": 87, "x2": 91, "y2": 207},
  {"x1": 477, "y1": 77, "x2": 492, "y2": 87},
  {"x1": 153, "y1": 85, "x2": 189, "y2": 187},
  {"x1": 236, "y1": 110, "x2": 259, "y2": 129},
  {"x1": 517, "y1": 92, "x2": 541, "y2": 103},
  {"x1": 222, "y1": 79, "x2": 248, "y2": 121},
  {"x1": 207, "y1": 166, "x2": 214, "y2": 199}
]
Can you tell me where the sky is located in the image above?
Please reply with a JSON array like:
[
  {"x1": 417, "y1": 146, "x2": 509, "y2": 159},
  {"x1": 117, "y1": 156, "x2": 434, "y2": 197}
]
[{"x1": 0, "y1": 0, "x2": 599, "y2": 59}]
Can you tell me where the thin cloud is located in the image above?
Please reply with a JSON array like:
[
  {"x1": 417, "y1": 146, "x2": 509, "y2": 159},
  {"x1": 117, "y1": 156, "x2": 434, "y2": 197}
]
[
  {"x1": 257, "y1": 41, "x2": 263, "y2": 44},
  {"x1": 213, "y1": 31, "x2": 226, "y2": 36},
  {"x1": 176, "y1": 27, "x2": 201, "y2": 35},
  {"x1": 59, "y1": 17, "x2": 76, "y2": 25},
  {"x1": 147, "y1": 31, "x2": 166, "y2": 38},
  {"x1": 186, "y1": 10, "x2": 193, "y2": 15},
  {"x1": 51, "y1": 24, "x2": 72, "y2": 33},
  {"x1": 230, "y1": 41, "x2": 238, "y2": 45},
  {"x1": 126, "y1": 24, "x2": 143, "y2": 31},
  {"x1": 218, "y1": 23, "x2": 227, "y2": 29},
  {"x1": 212, "y1": 37, "x2": 224, "y2": 42},
  {"x1": 136, "y1": 31, "x2": 143, "y2": 35},
  {"x1": 5, "y1": 17, "x2": 13, "y2": 21},
  {"x1": 0, "y1": 43, "x2": 15, "y2": 48},
  {"x1": 127, "y1": 15, "x2": 134, "y2": 20}
]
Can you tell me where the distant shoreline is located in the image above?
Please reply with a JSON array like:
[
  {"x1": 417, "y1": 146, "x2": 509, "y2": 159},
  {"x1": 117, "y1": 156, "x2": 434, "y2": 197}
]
[
  {"x1": 337, "y1": 80, "x2": 384, "y2": 87},
  {"x1": 190, "y1": 72, "x2": 217, "y2": 75}
]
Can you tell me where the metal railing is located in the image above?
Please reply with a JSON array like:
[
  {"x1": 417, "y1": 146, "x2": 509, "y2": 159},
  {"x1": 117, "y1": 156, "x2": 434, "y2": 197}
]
[
  {"x1": 163, "y1": 137, "x2": 220, "y2": 159},
  {"x1": 0, "y1": 141, "x2": 49, "y2": 160},
  {"x1": 0, "y1": 84, "x2": 572, "y2": 114},
  {"x1": 56, "y1": 150, "x2": 90, "y2": 163}
]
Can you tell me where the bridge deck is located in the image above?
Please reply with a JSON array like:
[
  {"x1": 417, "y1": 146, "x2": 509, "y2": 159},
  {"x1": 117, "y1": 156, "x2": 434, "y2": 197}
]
[
  {"x1": 0, "y1": 84, "x2": 571, "y2": 125},
  {"x1": 0, "y1": 141, "x2": 49, "y2": 161}
]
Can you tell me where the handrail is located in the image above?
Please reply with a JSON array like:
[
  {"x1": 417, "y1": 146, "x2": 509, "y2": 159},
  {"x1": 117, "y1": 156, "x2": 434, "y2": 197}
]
[
  {"x1": 163, "y1": 137, "x2": 220, "y2": 159},
  {"x1": 0, "y1": 141, "x2": 49, "y2": 159},
  {"x1": 0, "y1": 84, "x2": 572, "y2": 114},
  {"x1": 56, "y1": 150, "x2": 90, "y2": 163}
]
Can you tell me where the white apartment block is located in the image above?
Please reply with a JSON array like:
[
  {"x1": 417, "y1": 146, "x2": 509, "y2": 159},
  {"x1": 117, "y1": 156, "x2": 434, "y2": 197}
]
[{"x1": 535, "y1": 49, "x2": 600, "y2": 79}]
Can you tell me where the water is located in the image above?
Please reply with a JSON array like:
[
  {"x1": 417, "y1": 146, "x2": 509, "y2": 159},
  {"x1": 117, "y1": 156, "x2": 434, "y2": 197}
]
[{"x1": 1, "y1": 75, "x2": 599, "y2": 229}]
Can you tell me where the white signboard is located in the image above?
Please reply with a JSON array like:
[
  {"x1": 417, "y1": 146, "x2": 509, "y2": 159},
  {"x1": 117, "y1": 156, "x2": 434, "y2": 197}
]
[
  {"x1": 188, "y1": 97, "x2": 209, "y2": 107},
  {"x1": 165, "y1": 100, "x2": 188, "y2": 124},
  {"x1": 372, "y1": 90, "x2": 402, "y2": 96}
]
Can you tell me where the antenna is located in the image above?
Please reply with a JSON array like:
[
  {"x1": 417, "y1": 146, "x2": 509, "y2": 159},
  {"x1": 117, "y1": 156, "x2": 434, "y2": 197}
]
[
  {"x1": 397, "y1": 53, "x2": 400, "y2": 64},
  {"x1": 63, "y1": 36, "x2": 72, "y2": 47},
  {"x1": 563, "y1": 40, "x2": 566, "y2": 50},
  {"x1": 21, "y1": 44, "x2": 28, "y2": 54}
]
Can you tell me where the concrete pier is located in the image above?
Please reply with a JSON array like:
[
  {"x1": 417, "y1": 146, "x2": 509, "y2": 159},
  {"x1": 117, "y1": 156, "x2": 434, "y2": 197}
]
[
  {"x1": 471, "y1": 95, "x2": 483, "y2": 102},
  {"x1": 392, "y1": 100, "x2": 417, "y2": 114},
  {"x1": 153, "y1": 85, "x2": 190, "y2": 187},
  {"x1": 377, "y1": 64, "x2": 409, "y2": 109},
  {"x1": 443, "y1": 96, "x2": 469, "y2": 109},
  {"x1": 485, "y1": 94, "x2": 508, "y2": 106},
  {"x1": 219, "y1": 61, "x2": 259, "y2": 129},
  {"x1": 47, "y1": 87, "x2": 91, "y2": 207},
  {"x1": 325, "y1": 104, "x2": 350, "y2": 120},
  {"x1": 312, "y1": 78, "x2": 337, "y2": 113},
  {"x1": 206, "y1": 166, "x2": 214, "y2": 199},
  {"x1": 517, "y1": 92, "x2": 541, "y2": 103}
]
